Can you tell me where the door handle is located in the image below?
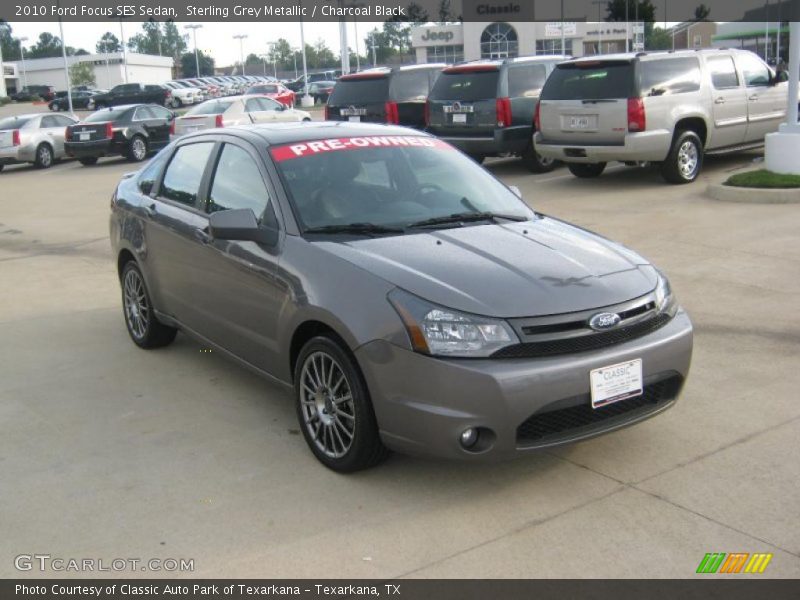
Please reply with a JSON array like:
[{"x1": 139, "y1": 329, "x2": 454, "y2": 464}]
[
  {"x1": 748, "y1": 94, "x2": 759, "y2": 101},
  {"x1": 194, "y1": 227, "x2": 212, "y2": 244},
  {"x1": 714, "y1": 97, "x2": 725, "y2": 104},
  {"x1": 143, "y1": 203, "x2": 156, "y2": 218}
]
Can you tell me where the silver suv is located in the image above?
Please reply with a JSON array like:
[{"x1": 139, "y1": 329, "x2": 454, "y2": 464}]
[{"x1": 534, "y1": 49, "x2": 791, "y2": 183}]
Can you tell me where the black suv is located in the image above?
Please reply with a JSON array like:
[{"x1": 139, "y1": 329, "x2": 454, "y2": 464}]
[
  {"x1": 325, "y1": 65, "x2": 445, "y2": 130},
  {"x1": 11, "y1": 85, "x2": 56, "y2": 102},
  {"x1": 426, "y1": 56, "x2": 566, "y2": 171}
]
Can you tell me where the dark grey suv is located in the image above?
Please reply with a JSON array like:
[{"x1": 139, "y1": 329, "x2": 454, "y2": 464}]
[
  {"x1": 426, "y1": 56, "x2": 567, "y2": 171},
  {"x1": 111, "y1": 122, "x2": 692, "y2": 472}
]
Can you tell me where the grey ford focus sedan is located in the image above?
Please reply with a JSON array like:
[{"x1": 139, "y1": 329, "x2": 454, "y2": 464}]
[{"x1": 110, "y1": 122, "x2": 693, "y2": 472}]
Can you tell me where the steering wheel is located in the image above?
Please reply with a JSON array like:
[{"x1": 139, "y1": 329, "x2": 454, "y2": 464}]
[{"x1": 411, "y1": 183, "x2": 443, "y2": 204}]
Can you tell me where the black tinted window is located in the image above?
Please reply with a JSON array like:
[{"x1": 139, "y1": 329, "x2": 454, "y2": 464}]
[
  {"x1": 328, "y1": 78, "x2": 389, "y2": 105},
  {"x1": 390, "y1": 70, "x2": 431, "y2": 102},
  {"x1": 160, "y1": 143, "x2": 215, "y2": 207},
  {"x1": 707, "y1": 56, "x2": 739, "y2": 89},
  {"x1": 208, "y1": 144, "x2": 273, "y2": 221},
  {"x1": 640, "y1": 57, "x2": 701, "y2": 96},
  {"x1": 507, "y1": 64, "x2": 548, "y2": 97},
  {"x1": 429, "y1": 71, "x2": 500, "y2": 101},
  {"x1": 541, "y1": 62, "x2": 635, "y2": 100}
]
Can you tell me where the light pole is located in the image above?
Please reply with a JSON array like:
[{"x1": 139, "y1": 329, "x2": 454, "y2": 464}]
[
  {"x1": 0, "y1": 36, "x2": 5, "y2": 98},
  {"x1": 625, "y1": 0, "x2": 629, "y2": 52},
  {"x1": 233, "y1": 34, "x2": 248, "y2": 76},
  {"x1": 18, "y1": 37, "x2": 28, "y2": 90},
  {"x1": 299, "y1": 4, "x2": 312, "y2": 107},
  {"x1": 184, "y1": 24, "x2": 202, "y2": 77},
  {"x1": 56, "y1": 0, "x2": 73, "y2": 113},
  {"x1": 560, "y1": 0, "x2": 565, "y2": 56},
  {"x1": 118, "y1": 18, "x2": 128, "y2": 83},
  {"x1": 353, "y1": 20, "x2": 360, "y2": 72},
  {"x1": 292, "y1": 48, "x2": 298, "y2": 79},
  {"x1": 266, "y1": 42, "x2": 277, "y2": 78}
]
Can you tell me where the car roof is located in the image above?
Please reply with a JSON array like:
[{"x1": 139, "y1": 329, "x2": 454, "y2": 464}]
[
  {"x1": 564, "y1": 48, "x2": 742, "y2": 65},
  {"x1": 181, "y1": 121, "x2": 432, "y2": 147}
]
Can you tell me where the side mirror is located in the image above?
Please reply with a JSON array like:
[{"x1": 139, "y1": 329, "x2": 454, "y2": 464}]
[
  {"x1": 208, "y1": 208, "x2": 278, "y2": 246},
  {"x1": 773, "y1": 70, "x2": 789, "y2": 84},
  {"x1": 139, "y1": 180, "x2": 154, "y2": 196},
  {"x1": 509, "y1": 185, "x2": 522, "y2": 199}
]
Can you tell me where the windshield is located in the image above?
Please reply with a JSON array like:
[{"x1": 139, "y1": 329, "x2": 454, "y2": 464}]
[
  {"x1": 271, "y1": 136, "x2": 532, "y2": 233},
  {"x1": 429, "y1": 71, "x2": 499, "y2": 101},
  {"x1": 85, "y1": 109, "x2": 127, "y2": 122},
  {"x1": 328, "y1": 78, "x2": 389, "y2": 105},
  {"x1": 185, "y1": 100, "x2": 234, "y2": 116},
  {"x1": 541, "y1": 61, "x2": 635, "y2": 100},
  {"x1": 0, "y1": 117, "x2": 32, "y2": 130},
  {"x1": 250, "y1": 85, "x2": 279, "y2": 94}
]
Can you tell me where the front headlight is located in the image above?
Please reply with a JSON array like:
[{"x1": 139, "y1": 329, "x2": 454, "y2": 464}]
[
  {"x1": 388, "y1": 289, "x2": 519, "y2": 358},
  {"x1": 654, "y1": 271, "x2": 677, "y2": 317}
]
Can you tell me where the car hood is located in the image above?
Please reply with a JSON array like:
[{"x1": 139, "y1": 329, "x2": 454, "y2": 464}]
[{"x1": 313, "y1": 217, "x2": 657, "y2": 317}]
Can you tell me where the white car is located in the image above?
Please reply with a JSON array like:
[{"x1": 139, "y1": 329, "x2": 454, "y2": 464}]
[
  {"x1": 163, "y1": 82, "x2": 200, "y2": 108},
  {"x1": 172, "y1": 95, "x2": 311, "y2": 136}
]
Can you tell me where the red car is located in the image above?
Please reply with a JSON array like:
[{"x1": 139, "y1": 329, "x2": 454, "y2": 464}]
[{"x1": 246, "y1": 83, "x2": 296, "y2": 107}]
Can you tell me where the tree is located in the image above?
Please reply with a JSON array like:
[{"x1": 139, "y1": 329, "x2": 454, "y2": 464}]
[
  {"x1": 605, "y1": 0, "x2": 656, "y2": 23},
  {"x1": 267, "y1": 38, "x2": 294, "y2": 71},
  {"x1": 127, "y1": 19, "x2": 163, "y2": 55},
  {"x1": 96, "y1": 32, "x2": 121, "y2": 53},
  {"x1": 1, "y1": 20, "x2": 21, "y2": 61},
  {"x1": 69, "y1": 62, "x2": 96, "y2": 87},
  {"x1": 26, "y1": 32, "x2": 63, "y2": 59},
  {"x1": 180, "y1": 50, "x2": 214, "y2": 77},
  {"x1": 161, "y1": 21, "x2": 187, "y2": 62},
  {"x1": 647, "y1": 27, "x2": 672, "y2": 50},
  {"x1": 437, "y1": 0, "x2": 455, "y2": 22},
  {"x1": 694, "y1": 4, "x2": 710, "y2": 20}
]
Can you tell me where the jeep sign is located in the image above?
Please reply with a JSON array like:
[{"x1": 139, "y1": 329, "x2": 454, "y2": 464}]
[
  {"x1": 412, "y1": 24, "x2": 463, "y2": 47},
  {"x1": 421, "y1": 30, "x2": 454, "y2": 43}
]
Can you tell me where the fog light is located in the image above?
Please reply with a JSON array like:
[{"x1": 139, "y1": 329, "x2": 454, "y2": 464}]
[{"x1": 460, "y1": 427, "x2": 479, "y2": 449}]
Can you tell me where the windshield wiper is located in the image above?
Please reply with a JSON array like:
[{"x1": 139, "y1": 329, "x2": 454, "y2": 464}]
[
  {"x1": 303, "y1": 223, "x2": 405, "y2": 236},
  {"x1": 407, "y1": 212, "x2": 528, "y2": 229}
]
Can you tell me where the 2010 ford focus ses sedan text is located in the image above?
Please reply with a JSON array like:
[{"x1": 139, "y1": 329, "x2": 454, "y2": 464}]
[{"x1": 110, "y1": 122, "x2": 693, "y2": 472}]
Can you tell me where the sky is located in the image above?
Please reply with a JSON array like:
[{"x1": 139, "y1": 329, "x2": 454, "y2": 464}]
[{"x1": 7, "y1": 21, "x2": 384, "y2": 66}]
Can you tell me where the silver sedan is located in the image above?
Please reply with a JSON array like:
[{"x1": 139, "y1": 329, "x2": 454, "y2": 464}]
[{"x1": 0, "y1": 113, "x2": 79, "y2": 171}]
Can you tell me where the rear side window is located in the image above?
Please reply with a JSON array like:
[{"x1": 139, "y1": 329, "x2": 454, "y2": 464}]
[
  {"x1": 85, "y1": 109, "x2": 128, "y2": 122},
  {"x1": 428, "y1": 71, "x2": 500, "y2": 101},
  {"x1": 507, "y1": 64, "x2": 548, "y2": 98},
  {"x1": 208, "y1": 144, "x2": 274, "y2": 224},
  {"x1": 329, "y1": 78, "x2": 390, "y2": 105},
  {"x1": 390, "y1": 70, "x2": 431, "y2": 102},
  {"x1": 639, "y1": 57, "x2": 701, "y2": 96},
  {"x1": 0, "y1": 117, "x2": 31, "y2": 130},
  {"x1": 186, "y1": 100, "x2": 234, "y2": 115},
  {"x1": 541, "y1": 62, "x2": 634, "y2": 100},
  {"x1": 160, "y1": 143, "x2": 215, "y2": 207},
  {"x1": 706, "y1": 56, "x2": 739, "y2": 89}
]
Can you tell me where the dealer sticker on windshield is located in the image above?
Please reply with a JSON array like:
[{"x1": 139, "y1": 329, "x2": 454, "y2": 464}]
[
  {"x1": 270, "y1": 136, "x2": 452, "y2": 161},
  {"x1": 590, "y1": 359, "x2": 643, "y2": 409}
]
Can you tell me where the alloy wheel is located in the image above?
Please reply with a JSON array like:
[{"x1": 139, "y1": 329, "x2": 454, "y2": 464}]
[
  {"x1": 123, "y1": 268, "x2": 149, "y2": 340},
  {"x1": 131, "y1": 137, "x2": 147, "y2": 161},
  {"x1": 677, "y1": 140, "x2": 699, "y2": 180},
  {"x1": 38, "y1": 145, "x2": 52, "y2": 168},
  {"x1": 299, "y1": 351, "x2": 356, "y2": 459}
]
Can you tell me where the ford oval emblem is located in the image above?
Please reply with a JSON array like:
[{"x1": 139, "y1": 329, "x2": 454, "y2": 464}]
[
  {"x1": 589, "y1": 312, "x2": 621, "y2": 331},
  {"x1": 453, "y1": 101, "x2": 461, "y2": 112}
]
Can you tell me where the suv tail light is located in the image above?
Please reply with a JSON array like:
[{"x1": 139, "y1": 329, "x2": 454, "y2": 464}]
[
  {"x1": 215, "y1": 114, "x2": 224, "y2": 128},
  {"x1": 12, "y1": 129, "x2": 21, "y2": 146},
  {"x1": 384, "y1": 101, "x2": 399, "y2": 125},
  {"x1": 104, "y1": 122, "x2": 113, "y2": 139},
  {"x1": 627, "y1": 97, "x2": 646, "y2": 132},
  {"x1": 169, "y1": 119, "x2": 176, "y2": 135},
  {"x1": 324, "y1": 104, "x2": 329, "y2": 120},
  {"x1": 424, "y1": 100, "x2": 430, "y2": 126},
  {"x1": 533, "y1": 101, "x2": 541, "y2": 132},
  {"x1": 496, "y1": 97, "x2": 512, "y2": 128}
]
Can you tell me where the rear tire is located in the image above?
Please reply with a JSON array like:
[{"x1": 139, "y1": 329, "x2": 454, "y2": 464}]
[
  {"x1": 567, "y1": 162, "x2": 606, "y2": 178},
  {"x1": 294, "y1": 335, "x2": 389, "y2": 472},
  {"x1": 34, "y1": 144, "x2": 54, "y2": 169},
  {"x1": 78, "y1": 157, "x2": 98, "y2": 166},
  {"x1": 127, "y1": 135, "x2": 148, "y2": 162},
  {"x1": 120, "y1": 261, "x2": 177, "y2": 349},
  {"x1": 172, "y1": 97, "x2": 182, "y2": 108},
  {"x1": 660, "y1": 130, "x2": 703, "y2": 184},
  {"x1": 522, "y1": 142, "x2": 557, "y2": 173},
  {"x1": 0, "y1": 164, "x2": 4, "y2": 172}
]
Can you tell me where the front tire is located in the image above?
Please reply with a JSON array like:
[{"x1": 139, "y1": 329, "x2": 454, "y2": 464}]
[
  {"x1": 34, "y1": 144, "x2": 54, "y2": 169},
  {"x1": 567, "y1": 162, "x2": 606, "y2": 178},
  {"x1": 660, "y1": 130, "x2": 703, "y2": 184},
  {"x1": 294, "y1": 335, "x2": 389, "y2": 472},
  {"x1": 120, "y1": 261, "x2": 177, "y2": 349},
  {"x1": 127, "y1": 135, "x2": 148, "y2": 162}
]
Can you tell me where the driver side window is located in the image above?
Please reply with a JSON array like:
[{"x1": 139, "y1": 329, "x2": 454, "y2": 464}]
[{"x1": 738, "y1": 54, "x2": 771, "y2": 87}]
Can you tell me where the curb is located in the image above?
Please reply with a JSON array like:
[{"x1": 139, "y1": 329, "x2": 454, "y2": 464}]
[{"x1": 706, "y1": 182, "x2": 800, "y2": 204}]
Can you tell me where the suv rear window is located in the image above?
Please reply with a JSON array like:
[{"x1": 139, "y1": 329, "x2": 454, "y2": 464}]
[
  {"x1": 328, "y1": 78, "x2": 390, "y2": 105},
  {"x1": 541, "y1": 62, "x2": 634, "y2": 100},
  {"x1": 389, "y1": 70, "x2": 432, "y2": 102},
  {"x1": 639, "y1": 57, "x2": 701, "y2": 96},
  {"x1": 428, "y1": 71, "x2": 500, "y2": 102}
]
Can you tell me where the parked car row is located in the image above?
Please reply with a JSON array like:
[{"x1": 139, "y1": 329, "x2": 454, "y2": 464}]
[{"x1": 319, "y1": 48, "x2": 794, "y2": 183}]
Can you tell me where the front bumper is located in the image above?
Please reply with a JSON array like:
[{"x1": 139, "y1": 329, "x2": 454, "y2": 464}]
[
  {"x1": 356, "y1": 309, "x2": 692, "y2": 461},
  {"x1": 429, "y1": 125, "x2": 531, "y2": 156},
  {"x1": 534, "y1": 130, "x2": 673, "y2": 163},
  {"x1": 65, "y1": 139, "x2": 123, "y2": 159}
]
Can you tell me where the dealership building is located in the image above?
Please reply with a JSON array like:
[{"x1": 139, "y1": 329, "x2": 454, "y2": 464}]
[
  {"x1": 2, "y1": 52, "x2": 173, "y2": 93},
  {"x1": 412, "y1": 1, "x2": 645, "y2": 63}
]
